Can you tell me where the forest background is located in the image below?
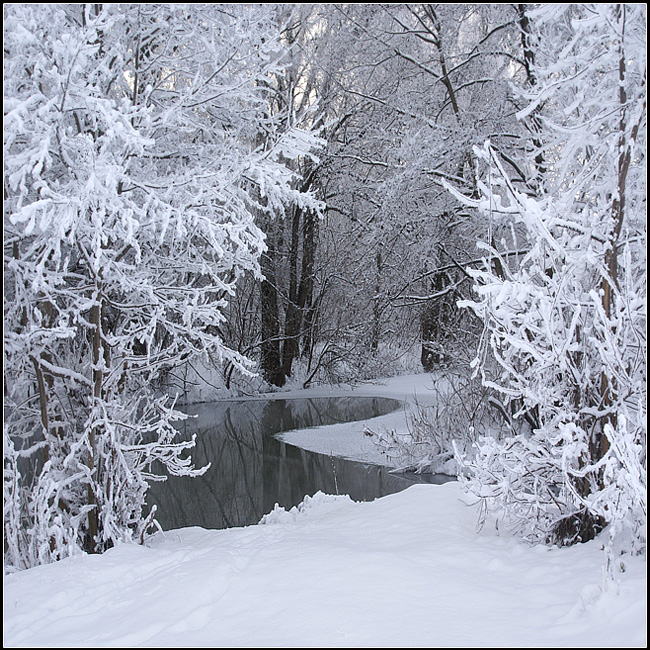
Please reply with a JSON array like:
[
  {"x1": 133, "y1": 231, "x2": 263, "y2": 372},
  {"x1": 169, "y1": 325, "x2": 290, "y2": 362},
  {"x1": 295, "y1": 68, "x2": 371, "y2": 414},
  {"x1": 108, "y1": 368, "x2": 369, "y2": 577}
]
[{"x1": 3, "y1": 4, "x2": 646, "y2": 573}]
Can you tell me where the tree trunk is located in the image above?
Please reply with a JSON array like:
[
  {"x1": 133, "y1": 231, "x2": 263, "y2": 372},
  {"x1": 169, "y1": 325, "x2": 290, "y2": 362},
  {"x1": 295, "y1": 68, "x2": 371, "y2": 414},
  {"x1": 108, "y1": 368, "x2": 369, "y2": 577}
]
[
  {"x1": 260, "y1": 249, "x2": 285, "y2": 387},
  {"x1": 371, "y1": 246, "x2": 382, "y2": 353},
  {"x1": 281, "y1": 205, "x2": 303, "y2": 379},
  {"x1": 517, "y1": 4, "x2": 546, "y2": 186},
  {"x1": 298, "y1": 209, "x2": 318, "y2": 357},
  {"x1": 595, "y1": 17, "x2": 636, "y2": 461},
  {"x1": 87, "y1": 297, "x2": 102, "y2": 550}
]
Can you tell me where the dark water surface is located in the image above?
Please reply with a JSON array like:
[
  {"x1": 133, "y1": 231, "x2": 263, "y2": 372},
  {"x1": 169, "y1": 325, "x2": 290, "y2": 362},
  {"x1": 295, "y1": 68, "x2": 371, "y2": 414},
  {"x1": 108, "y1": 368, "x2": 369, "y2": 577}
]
[{"x1": 147, "y1": 396, "x2": 453, "y2": 531}]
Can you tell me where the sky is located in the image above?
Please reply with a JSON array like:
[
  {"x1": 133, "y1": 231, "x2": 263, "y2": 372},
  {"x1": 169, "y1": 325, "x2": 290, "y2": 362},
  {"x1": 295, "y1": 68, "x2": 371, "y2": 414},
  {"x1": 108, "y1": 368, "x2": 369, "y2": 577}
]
[{"x1": 3, "y1": 375, "x2": 647, "y2": 648}]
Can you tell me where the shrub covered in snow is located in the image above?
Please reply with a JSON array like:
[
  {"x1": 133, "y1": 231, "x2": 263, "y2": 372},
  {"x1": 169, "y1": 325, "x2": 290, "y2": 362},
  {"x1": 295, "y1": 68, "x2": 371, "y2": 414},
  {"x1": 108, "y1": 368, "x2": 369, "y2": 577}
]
[
  {"x1": 447, "y1": 5, "x2": 646, "y2": 559},
  {"x1": 3, "y1": 4, "x2": 322, "y2": 569}
]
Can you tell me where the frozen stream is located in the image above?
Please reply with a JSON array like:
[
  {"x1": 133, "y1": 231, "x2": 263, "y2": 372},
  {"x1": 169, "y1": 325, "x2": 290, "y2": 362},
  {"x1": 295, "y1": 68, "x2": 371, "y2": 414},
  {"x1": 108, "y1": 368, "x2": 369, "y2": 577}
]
[{"x1": 147, "y1": 396, "x2": 452, "y2": 531}]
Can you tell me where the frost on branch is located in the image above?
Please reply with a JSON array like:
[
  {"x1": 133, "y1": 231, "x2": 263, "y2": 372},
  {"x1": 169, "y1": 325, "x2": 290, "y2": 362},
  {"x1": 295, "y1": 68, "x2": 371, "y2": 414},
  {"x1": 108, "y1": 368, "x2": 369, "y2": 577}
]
[
  {"x1": 456, "y1": 142, "x2": 646, "y2": 553},
  {"x1": 450, "y1": 4, "x2": 646, "y2": 557},
  {"x1": 3, "y1": 4, "x2": 322, "y2": 569}
]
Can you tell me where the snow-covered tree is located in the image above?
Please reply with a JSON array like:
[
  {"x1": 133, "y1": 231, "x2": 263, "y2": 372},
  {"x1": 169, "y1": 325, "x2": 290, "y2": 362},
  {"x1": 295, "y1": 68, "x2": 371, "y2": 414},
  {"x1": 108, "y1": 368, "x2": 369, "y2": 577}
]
[
  {"x1": 214, "y1": 5, "x2": 540, "y2": 386},
  {"x1": 283, "y1": 4, "x2": 532, "y2": 380},
  {"x1": 4, "y1": 4, "x2": 321, "y2": 569},
  {"x1": 449, "y1": 4, "x2": 646, "y2": 557}
]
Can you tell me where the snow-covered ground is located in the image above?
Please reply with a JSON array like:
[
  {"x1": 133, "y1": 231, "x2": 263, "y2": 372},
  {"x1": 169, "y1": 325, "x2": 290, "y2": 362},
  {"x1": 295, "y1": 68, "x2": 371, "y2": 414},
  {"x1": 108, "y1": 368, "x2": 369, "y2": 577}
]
[{"x1": 3, "y1": 374, "x2": 647, "y2": 648}]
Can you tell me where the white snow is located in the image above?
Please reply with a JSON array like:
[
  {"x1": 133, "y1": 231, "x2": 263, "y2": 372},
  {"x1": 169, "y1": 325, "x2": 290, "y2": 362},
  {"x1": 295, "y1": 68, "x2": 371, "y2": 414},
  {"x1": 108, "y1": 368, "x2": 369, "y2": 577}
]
[
  {"x1": 3, "y1": 374, "x2": 647, "y2": 648},
  {"x1": 275, "y1": 373, "x2": 441, "y2": 467}
]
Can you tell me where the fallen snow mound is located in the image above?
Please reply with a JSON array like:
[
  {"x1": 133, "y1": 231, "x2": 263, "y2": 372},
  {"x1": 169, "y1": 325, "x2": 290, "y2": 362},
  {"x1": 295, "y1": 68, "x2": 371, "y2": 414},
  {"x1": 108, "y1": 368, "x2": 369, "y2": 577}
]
[{"x1": 259, "y1": 491, "x2": 356, "y2": 525}]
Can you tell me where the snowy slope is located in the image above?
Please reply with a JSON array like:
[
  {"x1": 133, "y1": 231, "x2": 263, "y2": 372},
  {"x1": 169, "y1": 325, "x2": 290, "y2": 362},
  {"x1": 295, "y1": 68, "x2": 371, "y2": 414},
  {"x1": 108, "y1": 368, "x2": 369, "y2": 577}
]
[{"x1": 3, "y1": 482, "x2": 646, "y2": 648}]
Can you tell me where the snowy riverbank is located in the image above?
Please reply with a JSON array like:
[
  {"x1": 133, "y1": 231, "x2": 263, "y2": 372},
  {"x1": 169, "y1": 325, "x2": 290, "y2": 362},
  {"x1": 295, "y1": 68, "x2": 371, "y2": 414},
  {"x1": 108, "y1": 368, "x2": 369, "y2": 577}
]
[
  {"x1": 3, "y1": 374, "x2": 647, "y2": 647},
  {"x1": 264, "y1": 372, "x2": 445, "y2": 469}
]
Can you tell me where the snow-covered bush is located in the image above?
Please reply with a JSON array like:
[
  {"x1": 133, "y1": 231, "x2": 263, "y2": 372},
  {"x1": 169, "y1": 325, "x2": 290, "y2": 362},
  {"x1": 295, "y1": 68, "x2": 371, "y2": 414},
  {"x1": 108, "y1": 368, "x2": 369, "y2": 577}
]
[
  {"x1": 4, "y1": 4, "x2": 322, "y2": 569},
  {"x1": 364, "y1": 364, "x2": 510, "y2": 475},
  {"x1": 447, "y1": 4, "x2": 646, "y2": 555}
]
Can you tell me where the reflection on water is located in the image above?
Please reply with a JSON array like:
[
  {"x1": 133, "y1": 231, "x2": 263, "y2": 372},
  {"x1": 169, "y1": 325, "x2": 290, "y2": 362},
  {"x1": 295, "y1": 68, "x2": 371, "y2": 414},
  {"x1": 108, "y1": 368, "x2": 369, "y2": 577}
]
[{"x1": 147, "y1": 397, "x2": 453, "y2": 531}]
